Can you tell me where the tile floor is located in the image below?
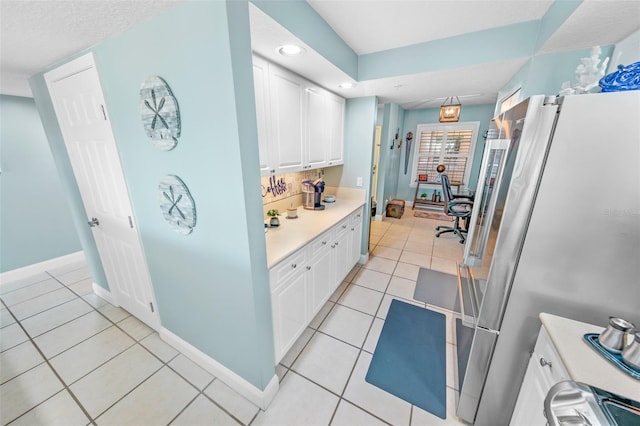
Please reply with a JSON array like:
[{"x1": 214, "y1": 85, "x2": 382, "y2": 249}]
[{"x1": 0, "y1": 210, "x2": 467, "y2": 425}]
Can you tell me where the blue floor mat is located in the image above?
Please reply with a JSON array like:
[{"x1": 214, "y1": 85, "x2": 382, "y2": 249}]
[{"x1": 365, "y1": 299, "x2": 446, "y2": 419}]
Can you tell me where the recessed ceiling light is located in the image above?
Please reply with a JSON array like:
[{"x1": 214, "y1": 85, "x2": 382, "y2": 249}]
[
  {"x1": 277, "y1": 44, "x2": 305, "y2": 56},
  {"x1": 338, "y1": 82, "x2": 355, "y2": 89}
]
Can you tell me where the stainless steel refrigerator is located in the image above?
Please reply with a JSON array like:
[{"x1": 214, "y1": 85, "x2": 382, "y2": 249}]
[{"x1": 454, "y1": 91, "x2": 640, "y2": 425}]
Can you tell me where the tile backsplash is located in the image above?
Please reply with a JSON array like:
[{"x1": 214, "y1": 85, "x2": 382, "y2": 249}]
[{"x1": 261, "y1": 169, "x2": 324, "y2": 206}]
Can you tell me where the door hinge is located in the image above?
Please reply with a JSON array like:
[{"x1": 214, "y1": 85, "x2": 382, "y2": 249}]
[
  {"x1": 128, "y1": 216, "x2": 134, "y2": 228},
  {"x1": 149, "y1": 302, "x2": 154, "y2": 312},
  {"x1": 100, "y1": 104, "x2": 107, "y2": 120}
]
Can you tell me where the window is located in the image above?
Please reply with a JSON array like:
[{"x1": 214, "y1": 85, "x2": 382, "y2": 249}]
[{"x1": 410, "y1": 122, "x2": 479, "y2": 187}]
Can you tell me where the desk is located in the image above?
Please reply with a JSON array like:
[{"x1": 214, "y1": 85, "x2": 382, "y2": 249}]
[{"x1": 413, "y1": 180, "x2": 463, "y2": 209}]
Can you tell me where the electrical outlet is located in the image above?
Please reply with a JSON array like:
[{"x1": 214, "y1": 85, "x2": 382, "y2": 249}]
[{"x1": 356, "y1": 177, "x2": 363, "y2": 187}]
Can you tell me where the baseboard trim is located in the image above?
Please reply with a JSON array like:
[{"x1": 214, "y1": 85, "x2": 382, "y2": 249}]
[
  {"x1": 358, "y1": 253, "x2": 369, "y2": 264},
  {"x1": 0, "y1": 251, "x2": 85, "y2": 286},
  {"x1": 374, "y1": 214, "x2": 384, "y2": 221},
  {"x1": 159, "y1": 327, "x2": 279, "y2": 410},
  {"x1": 92, "y1": 282, "x2": 117, "y2": 306}
]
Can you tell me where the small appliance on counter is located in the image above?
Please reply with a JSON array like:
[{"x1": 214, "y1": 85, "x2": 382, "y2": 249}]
[{"x1": 302, "y1": 179, "x2": 325, "y2": 210}]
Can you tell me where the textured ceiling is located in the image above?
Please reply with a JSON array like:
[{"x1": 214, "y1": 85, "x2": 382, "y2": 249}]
[{"x1": 1, "y1": 0, "x2": 639, "y2": 106}]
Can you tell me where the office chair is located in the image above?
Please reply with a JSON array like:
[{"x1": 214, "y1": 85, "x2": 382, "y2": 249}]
[{"x1": 436, "y1": 174, "x2": 474, "y2": 244}]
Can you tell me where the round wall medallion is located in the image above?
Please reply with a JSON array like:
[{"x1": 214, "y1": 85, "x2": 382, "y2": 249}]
[
  {"x1": 139, "y1": 76, "x2": 181, "y2": 151},
  {"x1": 158, "y1": 175, "x2": 196, "y2": 235}
]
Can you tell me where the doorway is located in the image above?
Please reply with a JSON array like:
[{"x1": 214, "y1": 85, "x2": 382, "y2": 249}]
[{"x1": 44, "y1": 53, "x2": 160, "y2": 329}]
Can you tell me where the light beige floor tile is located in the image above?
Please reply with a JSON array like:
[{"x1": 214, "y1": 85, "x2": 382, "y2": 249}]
[
  {"x1": 0, "y1": 322, "x2": 29, "y2": 352},
  {"x1": 309, "y1": 301, "x2": 335, "y2": 330},
  {"x1": 386, "y1": 276, "x2": 417, "y2": 301},
  {"x1": 329, "y1": 281, "x2": 349, "y2": 302},
  {"x1": 377, "y1": 237, "x2": 406, "y2": 250},
  {"x1": 70, "y1": 344, "x2": 162, "y2": 418},
  {"x1": 292, "y1": 332, "x2": 359, "y2": 395},
  {"x1": 429, "y1": 256, "x2": 458, "y2": 275},
  {"x1": 0, "y1": 273, "x2": 51, "y2": 294},
  {"x1": 9, "y1": 287, "x2": 77, "y2": 320},
  {"x1": 331, "y1": 399, "x2": 388, "y2": 426},
  {"x1": 0, "y1": 363, "x2": 63, "y2": 424},
  {"x1": 446, "y1": 343, "x2": 458, "y2": 391},
  {"x1": 352, "y1": 269, "x2": 391, "y2": 292},
  {"x1": 433, "y1": 239, "x2": 464, "y2": 260},
  {"x1": 0, "y1": 342, "x2": 44, "y2": 383},
  {"x1": 96, "y1": 366, "x2": 198, "y2": 425},
  {"x1": 410, "y1": 387, "x2": 464, "y2": 425},
  {"x1": 0, "y1": 278, "x2": 63, "y2": 306},
  {"x1": 252, "y1": 371, "x2": 338, "y2": 426},
  {"x1": 20, "y1": 298, "x2": 93, "y2": 338},
  {"x1": 362, "y1": 318, "x2": 385, "y2": 354},
  {"x1": 319, "y1": 305, "x2": 373, "y2": 348},
  {"x1": 394, "y1": 262, "x2": 421, "y2": 281},
  {"x1": 169, "y1": 354, "x2": 214, "y2": 390},
  {"x1": 117, "y1": 315, "x2": 153, "y2": 341},
  {"x1": 0, "y1": 340, "x2": 43, "y2": 384},
  {"x1": 337, "y1": 284, "x2": 384, "y2": 316},
  {"x1": 280, "y1": 327, "x2": 314, "y2": 368},
  {"x1": 376, "y1": 295, "x2": 424, "y2": 320},
  {"x1": 371, "y1": 246, "x2": 402, "y2": 261},
  {"x1": 171, "y1": 394, "x2": 240, "y2": 425},
  {"x1": 140, "y1": 333, "x2": 179, "y2": 363},
  {"x1": 54, "y1": 267, "x2": 91, "y2": 286},
  {"x1": 0, "y1": 307, "x2": 16, "y2": 327},
  {"x1": 343, "y1": 352, "x2": 411, "y2": 425},
  {"x1": 68, "y1": 278, "x2": 94, "y2": 296},
  {"x1": 34, "y1": 311, "x2": 112, "y2": 358},
  {"x1": 82, "y1": 293, "x2": 108, "y2": 309},
  {"x1": 46, "y1": 261, "x2": 88, "y2": 278},
  {"x1": 369, "y1": 234, "x2": 382, "y2": 246},
  {"x1": 97, "y1": 303, "x2": 131, "y2": 323},
  {"x1": 403, "y1": 240, "x2": 433, "y2": 255},
  {"x1": 10, "y1": 390, "x2": 89, "y2": 426},
  {"x1": 204, "y1": 379, "x2": 259, "y2": 425},
  {"x1": 345, "y1": 265, "x2": 361, "y2": 282},
  {"x1": 49, "y1": 325, "x2": 135, "y2": 384},
  {"x1": 362, "y1": 256, "x2": 397, "y2": 274},
  {"x1": 399, "y1": 251, "x2": 430, "y2": 268}
]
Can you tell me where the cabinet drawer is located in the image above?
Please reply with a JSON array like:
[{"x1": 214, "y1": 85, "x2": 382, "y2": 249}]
[
  {"x1": 534, "y1": 327, "x2": 570, "y2": 386},
  {"x1": 350, "y1": 207, "x2": 364, "y2": 226},
  {"x1": 270, "y1": 250, "x2": 307, "y2": 290},
  {"x1": 310, "y1": 230, "x2": 332, "y2": 257},
  {"x1": 333, "y1": 217, "x2": 350, "y2": 237}
]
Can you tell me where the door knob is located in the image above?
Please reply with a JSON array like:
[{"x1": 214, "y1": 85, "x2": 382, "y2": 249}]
[{"x1": 88, "y1": 217, "x2": 100, "y2": 227}]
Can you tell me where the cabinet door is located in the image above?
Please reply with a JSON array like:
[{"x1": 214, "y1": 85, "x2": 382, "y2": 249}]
[
  {"x1": 332, "y1": 230, "x2": 350, "y2": 290},
  {"x1": 272, "y1": 270, "x2": 308, "y2": 362},
  {"x1": 510, "y1": 354, "x2": 551, "y2": 426},
  {"x1": 350, "y1": 222, "x2": 363, "y2": 268},
  {"x1": 269, "y1": 65, "x2": 304, "y2": 173},
  {"x1": 305, "y1": 86, "x2": 328, "y2": 170},
  {"x1": 252, "y1": 56, "x2": 273, "y2": 176},
  {"x1": 327, "y1": 94, "x2": 345, "y2": 166},
  {"x1": 308, "y1": 248, "x2": 333, "y2": 318}
]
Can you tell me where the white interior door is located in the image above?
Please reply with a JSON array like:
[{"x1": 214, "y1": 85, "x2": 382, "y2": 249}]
[{"x1": 45, "y1": 53, "x2": 159, "y2": 330}]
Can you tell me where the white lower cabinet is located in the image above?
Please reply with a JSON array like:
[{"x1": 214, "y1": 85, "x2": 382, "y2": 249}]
[
  {"x1": 270, "y1": 206, "x2": 364, "y2": 363},
  {"x1": 510, "y1": 326, "x2": 570, "y2": 425}
]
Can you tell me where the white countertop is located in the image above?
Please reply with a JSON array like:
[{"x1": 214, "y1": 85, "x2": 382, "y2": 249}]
[
  {"x1": 540, "y1": 313, "x2": 639, "y2": 401},
  {"x1": 265, "y1": 188, "x2": 366, "y2": 268}
]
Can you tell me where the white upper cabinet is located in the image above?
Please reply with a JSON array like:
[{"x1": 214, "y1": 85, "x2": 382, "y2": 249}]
[
  {"x1": 268, "y1": 64, "x2": 305, "y2": 174},
  {"x1": 304, "y1": 85, "x2": 329, "y2": 170},
  {"x1": 327, "y1": 93, "x2": 345, "y2": 167},
  {"x1": 252, "y1": 56, "x2": 345, "y2": 175},
  {"x1": 252, "y1": 56, "x2": 274, "y2": 175}
]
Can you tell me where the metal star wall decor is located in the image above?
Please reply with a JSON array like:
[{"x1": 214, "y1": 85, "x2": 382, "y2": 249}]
[
  {"x1": 140, "y1": 76, "x2": 181, "y2": 151},
  {"x1": 158, "y1": 175, "x2": 196, "y2": 235}
]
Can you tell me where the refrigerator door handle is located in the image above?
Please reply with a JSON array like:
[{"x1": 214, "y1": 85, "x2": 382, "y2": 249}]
[{"x1": 458, "y1": 263, "x2": 481, "y2": 327}]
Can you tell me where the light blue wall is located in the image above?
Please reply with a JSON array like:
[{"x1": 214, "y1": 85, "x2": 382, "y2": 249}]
[
  {"x1": 30, "y1": 0, "x2": 274, "y2": 390},
  {"x1": 397, "y1": 104, "x2": 496, "y2": 202},
  {"x1": 325, "y1": 96, "x2": 378, "y2": 253},
  {"x1": 0, "y1": 95, "x2": 82, "y2": 272}
]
